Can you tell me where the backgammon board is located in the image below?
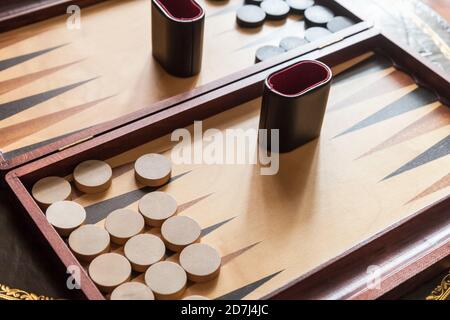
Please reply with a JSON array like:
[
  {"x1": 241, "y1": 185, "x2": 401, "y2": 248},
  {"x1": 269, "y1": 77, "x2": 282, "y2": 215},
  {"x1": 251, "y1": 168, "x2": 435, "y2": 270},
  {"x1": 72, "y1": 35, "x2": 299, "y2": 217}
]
[
  {"x1": 5, "y1": 18, "x2": 450, "y2": 300},
  {"x1": 0, "y1": 0, "x2": 367, "y2": 171}
]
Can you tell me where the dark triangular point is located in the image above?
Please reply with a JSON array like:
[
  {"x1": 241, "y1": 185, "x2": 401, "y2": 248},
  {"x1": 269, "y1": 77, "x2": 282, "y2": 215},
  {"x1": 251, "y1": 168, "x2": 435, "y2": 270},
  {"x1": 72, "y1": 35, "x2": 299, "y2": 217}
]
[
  {"x1": 383, "y1": 134, "x2": 450, "y2": 180},
  {"x1": 0, "y1": 77, "x2": 98, "y2": 121},
  {"x1": 216, "y1": 270, "x2": 283, "y2": 300},
  {"x1": 335, "y1": 87, "x2": 437, "y2": 138},
  {"x1": 201, "y1": 217, "x2": 236, "y2": 237},
  {"x1": 84, "y1": 171, "x2": 191, "y2": 224},
  {"x1": 0, "y1": 44, "x2": 68, "y2": 71}
]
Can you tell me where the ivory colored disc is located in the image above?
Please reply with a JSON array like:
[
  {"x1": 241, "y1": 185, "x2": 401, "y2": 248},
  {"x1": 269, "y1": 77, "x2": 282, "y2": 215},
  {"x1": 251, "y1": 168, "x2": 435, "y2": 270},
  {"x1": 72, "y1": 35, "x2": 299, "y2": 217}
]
[
  {"x1": 110, "y1": 282, "x2": 155, "y2": 300},
  {"x1": 161, "y1": 216, "x2": 201, "y2": 252},
  {"x1": 179, "y1": 243, "x2": 221, "y2": 282},
  {"x1": 89, "y1": 253, "x2": 132, "y2": 293},
  {"x1": 73, "y1": 160, "x2": 112, "y2": 194},
  {"x1": 183, "y1": 295, "x2": 210, "y2": 300},
  {"x1": 68, "y1": 225, "x2": 111, "y2": 261},
  {"x1": 138, "y1": 191, "x2": 178, "y2": 227},
  {"x1": 134, "y1": 154, "x2": 171, "y2": 187},
  {"x1": 32, "y1": 176, "x2": 71, "y2": 208},
  {"x1": 46, "y1": 201, "x2": 86, "y2": 237},
  {"x1": 105, "y1": 209, "x2": 145, "y2": 245},
  {"x1": 124, "y1": 234, "x2": 166, "y2": 272},
  {"x1": 144, "y1": 261, "x2": 187, "y2": 300}
]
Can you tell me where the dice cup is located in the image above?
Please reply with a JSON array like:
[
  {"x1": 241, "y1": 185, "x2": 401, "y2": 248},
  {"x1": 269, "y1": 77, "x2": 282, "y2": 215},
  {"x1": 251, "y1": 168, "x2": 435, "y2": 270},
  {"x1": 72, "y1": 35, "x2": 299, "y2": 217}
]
[
  {"x1": 151, "y1": 0, "x2": 205, "y2": 77},
  {"x1": 259, "y1": 60, "x2": 332, "y2": 153}
]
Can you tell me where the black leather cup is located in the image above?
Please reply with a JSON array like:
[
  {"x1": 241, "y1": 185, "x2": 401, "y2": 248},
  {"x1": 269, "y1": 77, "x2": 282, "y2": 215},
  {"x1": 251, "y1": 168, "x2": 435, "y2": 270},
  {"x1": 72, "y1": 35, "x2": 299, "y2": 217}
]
[
  {"x1": 259, "y1": 60, "x2": 332, "y2": 153},
  {"x1": 151, "y1": 0, "x2": 204, "y2": 77}
]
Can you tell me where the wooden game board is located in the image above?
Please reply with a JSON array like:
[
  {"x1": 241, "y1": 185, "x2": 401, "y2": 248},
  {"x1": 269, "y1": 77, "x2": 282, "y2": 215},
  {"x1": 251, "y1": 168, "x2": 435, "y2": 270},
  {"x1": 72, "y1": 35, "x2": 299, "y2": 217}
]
[
  {"x1": 0, "y1": 0, "x2": 368, "y2": 171},
  {"x1": 6, "y1": 29, "x2": 450, "y2": 300}
]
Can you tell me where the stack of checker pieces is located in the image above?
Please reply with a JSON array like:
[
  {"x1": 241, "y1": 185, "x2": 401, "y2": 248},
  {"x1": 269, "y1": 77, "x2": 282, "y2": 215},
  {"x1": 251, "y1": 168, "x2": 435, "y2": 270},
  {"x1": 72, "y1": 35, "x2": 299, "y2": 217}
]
[
  {"x1": 236, "y1": 0, "x2": 356, "y2": 62},
  {"x1": 32, "y1": 154, "x2": 220, "y2": 300}
]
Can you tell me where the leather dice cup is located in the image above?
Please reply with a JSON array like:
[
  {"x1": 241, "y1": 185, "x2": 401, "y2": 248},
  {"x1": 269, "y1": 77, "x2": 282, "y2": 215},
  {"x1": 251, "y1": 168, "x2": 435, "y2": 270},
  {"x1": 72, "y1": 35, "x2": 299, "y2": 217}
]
[
  {"x1": 259, "y1": 60, "x2": 332, "y2": 153},
  {"x1": 151, "y1": 0, "x2": 205, "y2": 77}
]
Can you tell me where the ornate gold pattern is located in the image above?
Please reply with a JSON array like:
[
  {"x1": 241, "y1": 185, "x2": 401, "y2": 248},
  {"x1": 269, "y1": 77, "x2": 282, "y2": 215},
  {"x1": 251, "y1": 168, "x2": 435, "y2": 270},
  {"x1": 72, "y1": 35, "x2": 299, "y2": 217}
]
[
  {"x1": 426, "y1": 271, "x2": 450, "y2": 301},
  {"x1": 0, "y1": 284, "x2": 52, "y2": 300}
]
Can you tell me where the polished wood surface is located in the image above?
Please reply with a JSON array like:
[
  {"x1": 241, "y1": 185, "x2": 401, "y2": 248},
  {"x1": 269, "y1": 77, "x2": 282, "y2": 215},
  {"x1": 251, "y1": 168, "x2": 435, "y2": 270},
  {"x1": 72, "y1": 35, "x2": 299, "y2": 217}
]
[
  {"x1": 88, "y1": 54, "x2": 449, "y2": 299},
  {"x1": 1, "y1": 0, "x2": 448, "y2": 301},
  {"x1": 0, "y1": 0, "x2": 363, "y2": 167},
  {"x1": 7, "y1": 47, "x2": 449, "y2": 299}
]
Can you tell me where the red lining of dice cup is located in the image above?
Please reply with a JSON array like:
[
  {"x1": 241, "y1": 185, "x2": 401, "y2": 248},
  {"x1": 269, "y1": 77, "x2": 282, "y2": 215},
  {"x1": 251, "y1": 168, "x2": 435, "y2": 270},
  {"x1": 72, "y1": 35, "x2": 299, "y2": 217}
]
[
  {"x1": 267, "y1": 60, "x2": 332, "y2": 97},
  {"x1": 155, "y1": 0, "x2": 204, "y2": 21}
]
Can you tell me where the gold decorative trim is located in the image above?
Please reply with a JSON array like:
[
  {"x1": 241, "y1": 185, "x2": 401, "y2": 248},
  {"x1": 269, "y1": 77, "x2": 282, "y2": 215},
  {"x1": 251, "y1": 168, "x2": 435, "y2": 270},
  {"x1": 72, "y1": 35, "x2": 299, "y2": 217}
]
[
  {"x1": 426, "y1": 271, "x2": 450, "y2": 301},
  {"x1": 0, "y1": 284, "x2": 52, "y2": 300}
]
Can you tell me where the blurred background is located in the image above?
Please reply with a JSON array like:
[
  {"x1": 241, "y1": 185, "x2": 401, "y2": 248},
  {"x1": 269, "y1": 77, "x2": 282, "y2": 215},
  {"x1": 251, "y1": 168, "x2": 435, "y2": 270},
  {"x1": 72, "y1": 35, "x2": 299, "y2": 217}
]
[{"x1": 342, "y1": 0, "x2": 449, "y2": 72}]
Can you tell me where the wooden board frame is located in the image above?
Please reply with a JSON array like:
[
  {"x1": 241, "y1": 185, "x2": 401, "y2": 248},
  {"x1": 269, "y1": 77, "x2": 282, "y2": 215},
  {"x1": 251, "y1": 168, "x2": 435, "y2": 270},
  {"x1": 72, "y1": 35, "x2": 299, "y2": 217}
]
[
  {"x1": 5, "y1": 28, "x2": 450, "y2": 300},
  {"x1": 0, "y1": 0, "x2": 372, "y2": 173}
]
